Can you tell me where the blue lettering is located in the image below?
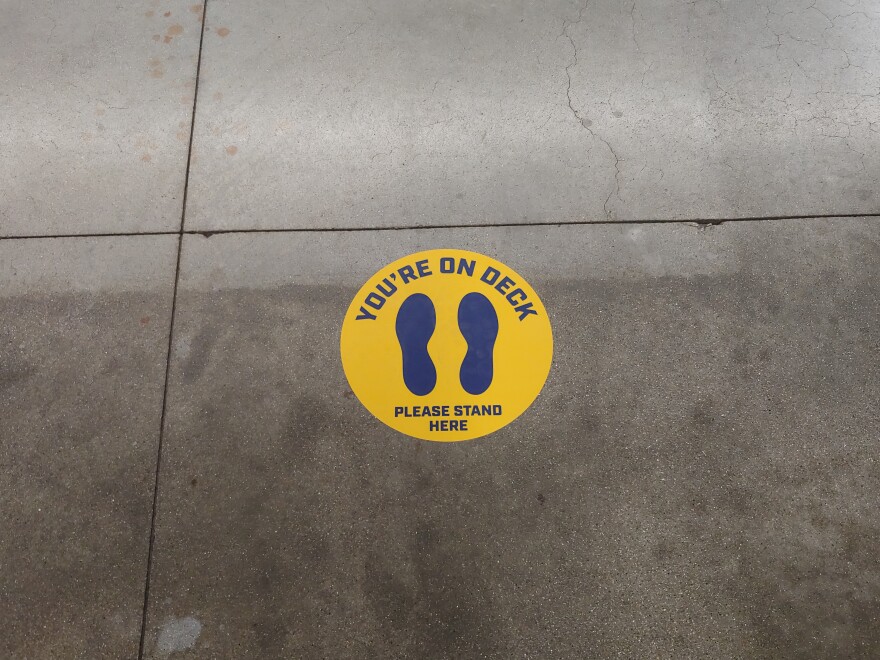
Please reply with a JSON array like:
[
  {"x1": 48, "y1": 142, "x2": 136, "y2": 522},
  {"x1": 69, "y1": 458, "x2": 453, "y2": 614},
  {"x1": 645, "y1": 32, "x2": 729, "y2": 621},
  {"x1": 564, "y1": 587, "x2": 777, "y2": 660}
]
[
  {"x1": 397, "y1": 265, "x2": 417, "y2": 284},
  {"x1": 506, "y1": 288, "x2": 528, "y2": 306},
  {"x1": 515, "y1": 302, "x2": 538, "y2": 320},
  {"x1": 495, "y1": 276, "x2": 515, "y2": 295},
  {"x1": 365, "y1": 292, "x2": 385, "y2": 310},
  {"x1": 376, "y1": 277, "x2": 397, "y2": 297},
  {"x1": 480, "y1": 267, "x2": 500, "y2": 285},
  {"x1": 458, "y1": 259, "x2": 476, "y2": 276}
]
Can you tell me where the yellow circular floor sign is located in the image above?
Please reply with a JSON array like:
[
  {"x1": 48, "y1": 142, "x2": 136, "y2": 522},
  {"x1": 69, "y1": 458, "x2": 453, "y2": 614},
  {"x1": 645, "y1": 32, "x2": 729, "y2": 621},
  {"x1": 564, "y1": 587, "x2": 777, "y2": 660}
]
[{"x1": 341, "y1": 249, "x2": 552, "y2": 441}]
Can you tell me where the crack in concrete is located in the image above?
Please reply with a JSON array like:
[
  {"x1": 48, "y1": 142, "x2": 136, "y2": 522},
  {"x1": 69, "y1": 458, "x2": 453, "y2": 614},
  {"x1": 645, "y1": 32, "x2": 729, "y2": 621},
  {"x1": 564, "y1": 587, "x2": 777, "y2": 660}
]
[{"x1": 560, "y1": 0, "x2": 622, "y2": 218}]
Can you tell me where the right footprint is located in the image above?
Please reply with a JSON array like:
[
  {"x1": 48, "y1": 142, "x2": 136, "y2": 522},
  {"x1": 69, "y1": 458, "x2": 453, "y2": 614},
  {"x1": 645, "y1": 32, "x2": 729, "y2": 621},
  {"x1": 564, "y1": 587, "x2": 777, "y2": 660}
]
[{"x1": 458, "y1": 292, "x2": 499, "y2": 395}]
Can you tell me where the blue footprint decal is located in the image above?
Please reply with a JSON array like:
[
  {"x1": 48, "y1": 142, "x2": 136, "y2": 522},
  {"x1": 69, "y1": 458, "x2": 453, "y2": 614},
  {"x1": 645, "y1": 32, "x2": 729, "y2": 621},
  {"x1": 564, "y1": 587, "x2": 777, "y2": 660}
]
[
  {"x1": 458, "y1": 292, "x2": 498, "y2": 395},
  {"x1": 395, "y1": 293, "x2": 437, "y2": 396}
]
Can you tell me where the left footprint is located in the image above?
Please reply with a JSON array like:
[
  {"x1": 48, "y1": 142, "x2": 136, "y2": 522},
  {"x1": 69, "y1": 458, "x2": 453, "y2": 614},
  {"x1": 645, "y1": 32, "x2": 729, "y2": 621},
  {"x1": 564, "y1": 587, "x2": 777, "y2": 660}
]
[{"x1": 395, "y1": 293, "x2": 437, "y2": 396}]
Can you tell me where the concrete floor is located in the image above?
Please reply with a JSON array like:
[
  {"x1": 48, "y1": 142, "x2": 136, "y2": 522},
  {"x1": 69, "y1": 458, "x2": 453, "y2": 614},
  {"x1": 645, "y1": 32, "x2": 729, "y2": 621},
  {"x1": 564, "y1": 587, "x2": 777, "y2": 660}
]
[{"x1": 1, "y1": 0, "x2": 879, "y2": 659}]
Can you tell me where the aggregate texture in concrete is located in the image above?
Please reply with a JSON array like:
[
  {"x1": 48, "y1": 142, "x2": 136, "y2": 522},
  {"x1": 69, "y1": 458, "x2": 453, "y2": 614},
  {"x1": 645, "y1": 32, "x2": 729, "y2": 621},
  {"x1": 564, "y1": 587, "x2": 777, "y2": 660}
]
[
  {"x1": 141, "y1": 219, "x2": 880, "y2": 658},
  {"x1": 185, "y1": 0, "x2": 880, "y2": 231},
  {"x1": 0, "y1": 236, "x2": 177, "y2": 658},
  {"x1": 0, "y1": 0, "x2": 204, "y2": 236}
]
